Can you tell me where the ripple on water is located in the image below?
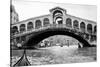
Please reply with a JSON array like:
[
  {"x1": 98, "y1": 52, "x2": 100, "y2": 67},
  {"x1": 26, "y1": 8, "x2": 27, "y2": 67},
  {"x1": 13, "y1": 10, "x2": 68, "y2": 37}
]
[{"x1": 11, "y1": 46, "x2": 96, "y2": 65}]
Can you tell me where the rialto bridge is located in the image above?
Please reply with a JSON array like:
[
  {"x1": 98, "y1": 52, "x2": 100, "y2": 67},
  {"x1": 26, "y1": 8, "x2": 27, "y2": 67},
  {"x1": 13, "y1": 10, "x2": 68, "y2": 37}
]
[{"x1": 11, "y1": 7, "x2": 97, "y2": 48}]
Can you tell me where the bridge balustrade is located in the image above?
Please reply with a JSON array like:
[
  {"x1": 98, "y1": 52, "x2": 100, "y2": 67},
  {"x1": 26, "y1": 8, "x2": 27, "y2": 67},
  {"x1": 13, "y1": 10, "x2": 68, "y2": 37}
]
[
  {"x1": 12, "y1": 24, "x2": 89, "y2": 39},
  {"x1": 13, "y1": 24, "x2": 67, "y2": 37}
]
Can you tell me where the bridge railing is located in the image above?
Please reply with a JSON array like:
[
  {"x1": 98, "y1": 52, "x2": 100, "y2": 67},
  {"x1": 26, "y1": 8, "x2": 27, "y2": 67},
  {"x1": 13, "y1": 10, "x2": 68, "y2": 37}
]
[
  {"x1": 12, "y1": 24, "x2": 73, "y2": 37},
  {"x1": 12, "y1": 24, "x2": 93, "y2": 38}
]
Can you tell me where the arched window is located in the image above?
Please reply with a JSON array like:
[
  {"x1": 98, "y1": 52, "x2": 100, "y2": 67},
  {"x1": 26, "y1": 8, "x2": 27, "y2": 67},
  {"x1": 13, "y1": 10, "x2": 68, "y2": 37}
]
[
  {"x1": 55, "y1": 17, "x2": 63, "y2": 24},
  {"x1": 73, "y1": 20, "x2": 79, "y2": 29},
  {"x1": 53, "y1": 10, "x2": 63, "y2": 18},
  {"x1": 12, "y1": 26, "x2": 18, "y2": 34},
  {"x1": 94, "y1": 26, "x2": 96, "y2": 34},
  {"x1": 66, "y1": 18, "x2": 72, "y2": 27},
  {"x1": 27, "y1": 22, "x2": 33, "y2": 30},
  {"x1": 80, "y1": 22, "x2": 85, "y2": 32},
  {"x1": 43, "y1": 18, "x2": 49, "y2": 26},
  {"x1": 20, "y1": 24, "x2": 26, "y2": 33},
  {"x1": 35, "y1": 20, "x2": 42, "y2": 28},
  {"x1": 87, "y1": 24, "x2": 92, "y2": 34}
]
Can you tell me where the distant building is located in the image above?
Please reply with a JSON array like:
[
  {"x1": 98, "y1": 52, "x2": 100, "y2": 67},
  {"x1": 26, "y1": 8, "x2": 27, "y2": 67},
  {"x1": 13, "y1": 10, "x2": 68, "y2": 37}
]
[
  {"x1": 10, "y1": 5, "x2": 19, "y2": 47},
  {"x1": 10, "y1": 5, "x2": 19, "y2": 24}
]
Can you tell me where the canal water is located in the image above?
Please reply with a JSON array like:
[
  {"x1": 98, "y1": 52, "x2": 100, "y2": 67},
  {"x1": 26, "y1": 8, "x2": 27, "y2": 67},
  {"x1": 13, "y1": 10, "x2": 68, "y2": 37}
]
[{"x1": 11, "y1": 46, "x2": 96, "y2": 66}]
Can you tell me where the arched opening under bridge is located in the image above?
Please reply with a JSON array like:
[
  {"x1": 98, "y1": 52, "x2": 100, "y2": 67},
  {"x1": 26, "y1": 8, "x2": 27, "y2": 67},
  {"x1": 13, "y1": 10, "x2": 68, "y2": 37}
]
[{"x1": 23, "y1": 28, "x2": 91, "y2": 48}]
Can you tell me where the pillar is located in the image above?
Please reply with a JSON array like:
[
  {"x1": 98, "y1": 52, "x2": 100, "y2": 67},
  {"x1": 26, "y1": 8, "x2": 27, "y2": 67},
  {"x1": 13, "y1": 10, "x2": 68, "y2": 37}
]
[
  {"x1": 72, "y1": 20, "x2": 74, "y2": 29},
  {"x1": 41, "y1": 19, "x2": 44, "y2": 27},
  {"x1": 25, "y1": 23, "x2": 27, "y2": 31}
]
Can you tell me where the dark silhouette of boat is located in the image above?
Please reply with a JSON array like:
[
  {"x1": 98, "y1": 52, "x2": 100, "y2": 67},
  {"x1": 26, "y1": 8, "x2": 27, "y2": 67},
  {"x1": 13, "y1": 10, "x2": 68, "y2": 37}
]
[{"x1": 13, "y1": 49, "x2": 31, "y2": 67}]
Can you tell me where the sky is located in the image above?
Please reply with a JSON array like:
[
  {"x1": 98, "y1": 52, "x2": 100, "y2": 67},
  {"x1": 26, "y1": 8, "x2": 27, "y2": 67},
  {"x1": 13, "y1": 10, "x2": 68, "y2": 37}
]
[{"x1": 12, "y1": 0, "x2": 97, "y2": 22}]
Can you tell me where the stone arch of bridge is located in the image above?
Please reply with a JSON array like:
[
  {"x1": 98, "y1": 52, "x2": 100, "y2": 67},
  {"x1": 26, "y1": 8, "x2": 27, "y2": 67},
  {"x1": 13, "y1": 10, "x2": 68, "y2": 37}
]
[{"x1": 23, "y1": 28, "x2": 91, "y2": 48}]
